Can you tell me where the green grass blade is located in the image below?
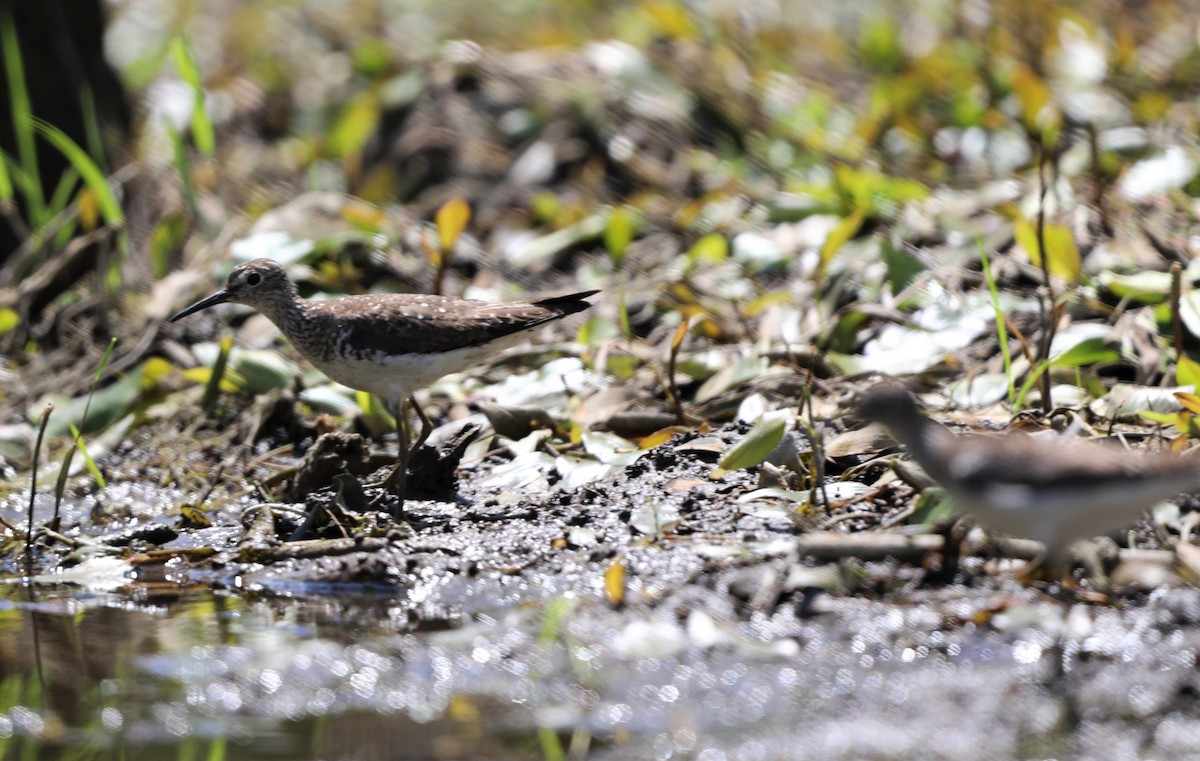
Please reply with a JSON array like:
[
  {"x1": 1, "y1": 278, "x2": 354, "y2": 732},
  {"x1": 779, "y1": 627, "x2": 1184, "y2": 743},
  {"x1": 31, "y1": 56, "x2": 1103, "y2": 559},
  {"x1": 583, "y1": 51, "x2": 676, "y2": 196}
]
[
  {"x1": 537, "y1": 727, "x2": 566, "y2": 761},
  {"x1": 204, "y1": 738, "x2": 227, "y2": 761},
  {"x1": 54, "y1": 433, "x2": 77, "y2": 515},
  {"x1": 170, "y1": 37, "x2": 215, "y2": 157},
  {"x1": 30, "y1": 117, "x2": 124, "y2": 226},
  {"x1": 165, "y1": 119, "x2": 200, "y2": 222},
  {"x1": 2, "y1": 151, "x2": 34, "y2": 197},
  {"x1": 69, "y1": 423, "x2": 105, "y2": 489},
  {"x1": 0, "y1": 9, "x2": 44, "y2": 221},
  {"x1": 55, "y1": 338, "x2": 117, "y2": 501},
  {"x1": 202, "y1": 335, "x2": 233, "y2": 414},
  {"x1": 0, "y1": 147, "x2": 12, "y2": 202},
  {"x1": 79, "y1": 84, "x2": 108, "y2": 171},
  {"x1": 90, "y1": 337, "x2": 118, "y2": 389},
  {"x1": 978, "y1": 242, "x2": 1014, "y2": 406},
  {"x1": 1013, "y1": 357, "x2": 1052, "y2": 412},
  {"x1": 46, "y1": 166, "x2": 80, "y2": 218}
]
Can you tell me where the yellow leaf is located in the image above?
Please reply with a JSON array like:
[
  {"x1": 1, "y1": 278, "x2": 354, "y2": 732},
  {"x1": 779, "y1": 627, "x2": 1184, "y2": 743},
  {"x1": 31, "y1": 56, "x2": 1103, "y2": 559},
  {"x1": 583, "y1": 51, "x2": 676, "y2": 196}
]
[
  {"x1": 78, "y1": 187, "x2": 100, "y2": 231},
  {"x1": 685, "y1": 233, "x2": 728, "y2": 266},
  {"x1": 141, "y1": 356, "x2": 175, "y2": 389},
  {"x1": 435, "y1": 197, "x2": 471, "y2": 252},
  {"x1": 448, "y1": 695, "x2": 480, "y2": 723},
  {"x1": 1014, "y1": 218, "x2": 1080, "y2": 282},
  {"x1": 1175, "y1": 391, "x2": 1200, "y2": 416},
  {"x1": 694, "y1": 317, "x2": 722, "y2": 339},
  {"x1": 341, "y1": 201, "x2": 387, "y2": 232},
  {"x1": 182, "y1": 367, "x2": 240, "y2": 393},
  {"x1": 0, "y1": 307, "x2": 18, "y2": 336},
  {"x1": 638, "y1": 428, "x2": 678, "y2": 450},
  {"x1": 1012, "y1": 66, "x2": 1051, "y2": 130},
  {"x1": 179, "y1": 506, "x2": 212, "y2": 528},
  {"x1": 670, "y1": 319, "x2": 689, "y2": 353},
  {"x1": 743, "y1": 290, "x2": 793, "y2": 317},
  {"x1": 641, "y1": 1, "x2": 697, "y2": 39},
  {"x1": 819, "y1": 210, "x2": 866, "y2": 273},
  {"x1": 604, "y1": 558, "x2": 625, "y2": 606}
]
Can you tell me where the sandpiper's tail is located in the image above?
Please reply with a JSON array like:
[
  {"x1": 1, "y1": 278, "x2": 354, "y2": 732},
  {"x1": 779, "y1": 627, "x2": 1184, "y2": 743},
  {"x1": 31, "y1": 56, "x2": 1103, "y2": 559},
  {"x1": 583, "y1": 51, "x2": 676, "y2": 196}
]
[{"x1": 531, "y1": 290, "x2": 600, "y2": 317}]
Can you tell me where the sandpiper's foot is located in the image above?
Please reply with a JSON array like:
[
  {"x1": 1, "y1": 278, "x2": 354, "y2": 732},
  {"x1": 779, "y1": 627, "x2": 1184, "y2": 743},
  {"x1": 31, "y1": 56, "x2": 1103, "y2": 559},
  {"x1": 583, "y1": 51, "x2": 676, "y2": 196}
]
[{"x1": 367, "y1": 460, "x2": 410, "y2": 519}]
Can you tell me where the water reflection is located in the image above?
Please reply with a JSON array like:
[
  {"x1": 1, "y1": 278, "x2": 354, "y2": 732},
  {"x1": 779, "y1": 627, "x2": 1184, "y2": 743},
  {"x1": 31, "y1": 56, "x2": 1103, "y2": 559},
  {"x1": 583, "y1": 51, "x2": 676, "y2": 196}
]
[
  {"x1": 0, "y1": 586, "x2": 538, "y2": 760},
  {"x1": 2, "y1": 583, "x2": 1200, "y2": 760}
]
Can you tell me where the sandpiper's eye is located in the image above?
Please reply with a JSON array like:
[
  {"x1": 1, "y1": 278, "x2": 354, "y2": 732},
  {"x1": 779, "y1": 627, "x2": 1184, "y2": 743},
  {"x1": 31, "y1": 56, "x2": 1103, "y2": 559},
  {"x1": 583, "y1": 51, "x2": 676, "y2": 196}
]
[{"x1": 246, "y1": 272, "x2": 262, "y2": 287}]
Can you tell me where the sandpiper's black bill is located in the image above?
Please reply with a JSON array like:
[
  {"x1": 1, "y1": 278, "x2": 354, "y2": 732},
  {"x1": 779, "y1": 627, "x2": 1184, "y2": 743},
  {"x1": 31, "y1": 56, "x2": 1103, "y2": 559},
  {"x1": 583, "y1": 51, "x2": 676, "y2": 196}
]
[{"x1": 169, "y1": 290, "x2": 231, "y2": 322}]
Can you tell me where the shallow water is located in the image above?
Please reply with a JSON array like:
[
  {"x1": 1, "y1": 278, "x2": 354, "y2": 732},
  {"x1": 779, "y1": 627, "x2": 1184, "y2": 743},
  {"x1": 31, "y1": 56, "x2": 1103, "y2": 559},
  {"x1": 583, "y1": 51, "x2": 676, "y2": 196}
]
[{"x1": 3, "y1": 577, "x2": 1200, "y2": 761}]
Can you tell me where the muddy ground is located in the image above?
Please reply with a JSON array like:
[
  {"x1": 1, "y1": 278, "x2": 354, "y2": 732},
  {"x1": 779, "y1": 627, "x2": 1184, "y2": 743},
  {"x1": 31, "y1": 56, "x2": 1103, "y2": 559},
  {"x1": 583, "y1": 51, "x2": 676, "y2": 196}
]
[{"x1": 4, "y1": 393, "x2": 1200, "y2": 761}]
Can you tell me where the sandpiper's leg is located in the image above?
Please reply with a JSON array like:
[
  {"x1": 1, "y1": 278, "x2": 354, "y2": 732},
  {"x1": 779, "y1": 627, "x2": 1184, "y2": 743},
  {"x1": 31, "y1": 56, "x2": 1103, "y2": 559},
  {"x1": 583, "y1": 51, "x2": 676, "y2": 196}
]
[
  {"x1": 379, "y1": 399, "x2": 412, "y2": 516},
  {"x1": 410, "y1": 395, "x2": 432, "y2": 451},
  {"x1": 377, "y1": 397, "x2": 433, "y2": 517}
]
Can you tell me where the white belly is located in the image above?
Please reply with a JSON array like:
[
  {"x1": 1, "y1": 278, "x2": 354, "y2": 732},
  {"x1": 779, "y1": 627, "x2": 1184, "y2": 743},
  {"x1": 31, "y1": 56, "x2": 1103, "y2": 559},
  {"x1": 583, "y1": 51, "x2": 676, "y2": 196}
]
[{"x1": 309, "y1": 338, "x2": 524, "y2": 408}]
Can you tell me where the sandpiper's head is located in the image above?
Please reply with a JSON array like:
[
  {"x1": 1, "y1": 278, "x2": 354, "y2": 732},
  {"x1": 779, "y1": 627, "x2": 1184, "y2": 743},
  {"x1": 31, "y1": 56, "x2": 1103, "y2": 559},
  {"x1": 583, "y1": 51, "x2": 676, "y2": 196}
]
[
  {"x1": 169, "y1": 259, "x2": 296, "y2": 322},
  {"x1": 855, "y1": 382, "x2": 925, "y2": 430}
]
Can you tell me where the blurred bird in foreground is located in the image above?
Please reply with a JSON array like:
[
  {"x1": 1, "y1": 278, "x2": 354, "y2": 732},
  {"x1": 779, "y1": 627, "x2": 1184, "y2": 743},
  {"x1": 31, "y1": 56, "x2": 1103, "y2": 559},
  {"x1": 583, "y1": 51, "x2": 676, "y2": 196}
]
[{"x1": 856, "y1": 382, "x2": 1199, "y2": 569}]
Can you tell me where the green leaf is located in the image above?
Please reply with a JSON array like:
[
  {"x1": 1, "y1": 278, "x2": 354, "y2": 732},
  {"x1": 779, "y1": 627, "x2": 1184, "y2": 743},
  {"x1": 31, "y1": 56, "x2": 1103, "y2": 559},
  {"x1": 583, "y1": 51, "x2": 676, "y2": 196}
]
[
  {"x1": 356, "y1": 391, "x2": 396, "y2": 433},
  {"x1": 150, "y1": 214, "x2": 188, "y2": 279},
  {"x1": 1097, "y1": 270, "x2": 1171, "y2": 304},
  {"x1": 232, "y1": 350, "x2": 298, "y2": 394},
  {"x1": 910, "y1": 487, "x2": 956, "y2": 525},
  {"x1": 1051, "y1": 337, "x2": 1119, "y2": 368},
  {"x1": 327, "y1": 91, "x2": 381, "y2": 158},
  {"x1": 1139, "y1": 410, "x2": 1179, "y2": 425},
  {"x1": 604, "y1": 205, "x2": 638, "y2": 265},
  {"x1": 42, "y1": 365, "x2": 142, "y2": 439},
  {"x1": 859, "y1": 16, "x2": 904, "y2": 73},
  {"x1": 714, "y1": 416, "x2": 787, "y2": 475},
  {"x1": 819, "y1": 209, "x2": 865, "y2": 273},
  {"x1": 577, "y1": 316, "x2": 620, "y2": 345},
  {"x1": 1178, "y1": 354, "x2": 1200, "y2": 387},
  {"x1": 882, "y1": 238, "x2": 925, "y2": 296}
]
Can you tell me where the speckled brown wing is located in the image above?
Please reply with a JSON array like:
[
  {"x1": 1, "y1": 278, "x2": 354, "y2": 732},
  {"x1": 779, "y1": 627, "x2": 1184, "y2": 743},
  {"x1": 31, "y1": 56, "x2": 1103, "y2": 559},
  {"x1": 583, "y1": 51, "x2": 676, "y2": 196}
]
[
  {"x1": 318, "y1": 290, "x2": 598, "y2": 358},
  {"x1": 940, "y1": 432, "x2": 1199, "y2": 492}
]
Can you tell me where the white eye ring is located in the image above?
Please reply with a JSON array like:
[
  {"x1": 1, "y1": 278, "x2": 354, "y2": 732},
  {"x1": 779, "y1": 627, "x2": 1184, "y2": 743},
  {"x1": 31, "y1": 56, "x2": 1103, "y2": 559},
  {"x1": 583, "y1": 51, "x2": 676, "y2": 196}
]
[{"x1": 246, "y1": 272, "x2": 262, "y2": 286}]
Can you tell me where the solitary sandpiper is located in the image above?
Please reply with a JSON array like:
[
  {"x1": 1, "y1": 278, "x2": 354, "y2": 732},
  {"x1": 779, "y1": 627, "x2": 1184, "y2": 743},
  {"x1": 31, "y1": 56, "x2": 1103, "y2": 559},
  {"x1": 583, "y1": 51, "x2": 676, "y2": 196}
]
[
  {"x1": 857, "y1": 382, "x2": 1199, "y2": 566},
  {"x1": 170, "y1": 258, "x2": 598, "y2": 515}
]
